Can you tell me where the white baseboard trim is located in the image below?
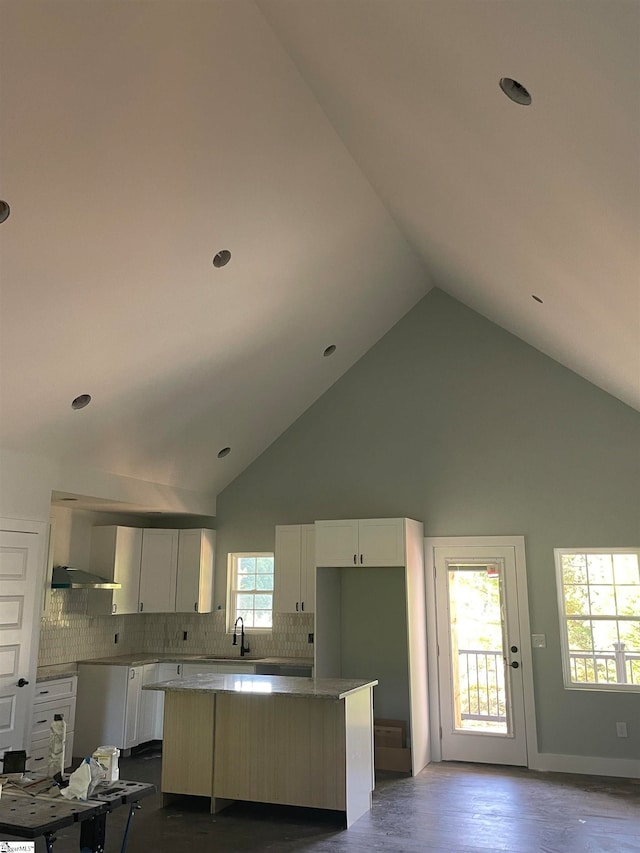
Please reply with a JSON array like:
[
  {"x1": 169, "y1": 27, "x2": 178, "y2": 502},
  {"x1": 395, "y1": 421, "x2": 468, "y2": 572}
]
[{"x1": 529, "y1": 752, "x2": 639, "y2": 779}]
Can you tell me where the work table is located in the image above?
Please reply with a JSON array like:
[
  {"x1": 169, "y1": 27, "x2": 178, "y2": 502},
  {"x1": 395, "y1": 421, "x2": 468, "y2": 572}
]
[{"x1": 144, "y1": 673, "x2": 375, "y2": 700}]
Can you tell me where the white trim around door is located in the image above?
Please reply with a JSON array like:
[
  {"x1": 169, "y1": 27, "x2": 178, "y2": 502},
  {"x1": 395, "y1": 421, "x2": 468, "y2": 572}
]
[{"x1": 424, "y1": 536, "x2": 538, "y2": 767}]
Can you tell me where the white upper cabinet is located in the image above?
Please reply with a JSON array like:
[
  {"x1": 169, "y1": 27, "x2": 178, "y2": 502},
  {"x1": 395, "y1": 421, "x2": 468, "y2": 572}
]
[
  {"x1": 175, "y1": 529, "x2": 215, "y2": 613},
  {"x1": 315, "y1": 518, "x2": 406, "y2": 567},
  {"x1": 87, "y1": 526, "x2": 143, "y2": 616},
  {"x1": 274, "y1": 524, "x2": 315, "y2": 613},
  {"x1": 139, "y1": 529, "x2": 179, "y2": 613}
]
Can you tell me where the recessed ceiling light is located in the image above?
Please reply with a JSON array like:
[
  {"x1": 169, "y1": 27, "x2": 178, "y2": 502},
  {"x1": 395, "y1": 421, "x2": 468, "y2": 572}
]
[
  {"x1": 213, "y1": 250, "x2": 231, "y2": 268},
  {"x1": 532, "y1": 295, "x2": 544, "y2": 304},
  {"x1": 323, "y1": 345, "x2": 337, "y2": 357},
  {"x1": 0, "y1": 201, "x2": 10, "y2": 223},
  {"x1": 71, "y1": 394, "x2": 92, "y2": 410},
  {"x1": 217, "y1": 447, "x2": 231, "y2": 458},
  {"x1": 499, "y1": 77, "x2": 532, "y2": 106}
]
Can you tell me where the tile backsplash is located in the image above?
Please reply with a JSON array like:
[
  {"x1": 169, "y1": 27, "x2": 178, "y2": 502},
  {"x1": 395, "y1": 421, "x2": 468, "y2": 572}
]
[{"x1": 38, "y1": 590, "x2": 314, "y2": 666}]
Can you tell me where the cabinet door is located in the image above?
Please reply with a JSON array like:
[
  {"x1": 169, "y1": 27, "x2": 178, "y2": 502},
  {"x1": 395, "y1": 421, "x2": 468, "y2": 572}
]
[
  {"x1": 314, "y1": 520, "x2": 359, "y2": 567},
  {"x1": 358, "y1": 518, "x2": 405, "y2": 566},
  {"x1": 274, "y1": 526, "x2": 302, "y2": 613},
  {"x1": 299, "y1": 524, "x2": 316, "y2": 613},
  {"x1": 175, "y1": 529, "x2": 215, "y2": 613},
  {"x1": 154, "y1": 663, "x2": 183, "y2": 739},
  {"x1": 157, "y1": 662, "x2": 183, "y2": 680},
  {"x1": 138, "y1": 664, "x2": 159, "y2": 744},
  {"x1": 139, "y1": 529, "x2": 179, "y2": 613},
  {"x1": 124, "y1": 667, "x2": 141, "y2": 749},
  {"x1": 88, "y1": 526, "x2": 142, "y2": 616},
  {"x1": 113, "y1": 528, "x2": 143, "y2": 614}
]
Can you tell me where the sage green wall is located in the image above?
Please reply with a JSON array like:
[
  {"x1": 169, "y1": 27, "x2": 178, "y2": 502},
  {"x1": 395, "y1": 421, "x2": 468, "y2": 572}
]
[{"x1": 216, "y1": 288, "x2": 640, "y2": 760}]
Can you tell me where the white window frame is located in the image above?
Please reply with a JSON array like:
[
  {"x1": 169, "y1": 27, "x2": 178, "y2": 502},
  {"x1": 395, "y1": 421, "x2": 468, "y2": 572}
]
[
  {"x1": 554, "y1": 547, "x2": 640, "y2": 693},
  {"x1": 226, "y1": 552, "x2": 274, "y2": 633}
]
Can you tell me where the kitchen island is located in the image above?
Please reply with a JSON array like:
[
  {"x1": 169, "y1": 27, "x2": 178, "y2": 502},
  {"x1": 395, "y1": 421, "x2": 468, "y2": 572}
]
[{"x1": 144, "y1": 673, "x2": 378, "y2": 827}]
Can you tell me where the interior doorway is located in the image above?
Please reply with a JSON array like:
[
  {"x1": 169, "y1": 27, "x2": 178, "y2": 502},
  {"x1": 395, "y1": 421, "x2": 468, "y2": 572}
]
[{"x1": 424, "y1": 536, "x2": 537, "y2": 766}]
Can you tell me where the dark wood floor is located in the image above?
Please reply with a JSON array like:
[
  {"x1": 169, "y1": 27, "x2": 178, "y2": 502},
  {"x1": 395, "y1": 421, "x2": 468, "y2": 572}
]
[{"x1": 11, "y1": 747, "x2": 640, "y2": 852}]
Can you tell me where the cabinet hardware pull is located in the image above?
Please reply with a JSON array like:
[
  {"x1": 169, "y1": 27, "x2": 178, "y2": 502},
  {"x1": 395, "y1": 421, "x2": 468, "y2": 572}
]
[
  {"x1": 37, "y1": 719, "x2": 47, "y2": 724},
  {"x1": 353, "y1": 554, "x2": 356, "y2": 564},
  {"x1": 38, "y1": 689, "x2": 48, "y2": 695},
  {"x1": 296, "y1": 602, "x2": 299, "y2": 611},
  {"x1": 140, "y1": 602, "x2": 144, "y2": 612},
  {"x1": 113, "y1": 604, "x2": 117, "y2": 614},
  {"x1": 34, "y1": 757, "x2": 44, "y2": 762},
  {"x1": 194, "y1": 602, "x2": 198, "y2": 612},
  {"x1": 360, "y1": 554, "x2": 363, "y2": 564},
  {"x1": 301, "y1": 601, "x2": 304, "y2": 611}
]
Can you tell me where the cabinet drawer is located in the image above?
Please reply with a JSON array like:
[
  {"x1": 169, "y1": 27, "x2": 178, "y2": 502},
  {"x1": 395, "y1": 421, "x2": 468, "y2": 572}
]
[
  {"x1": 28, "y1": 731, "x2": 75, "y2": 771},
  {"x1": 33, "y1": 676, "x2": 77, "y2": 703},
  {"x1": 31, "y1": 697, "x2": 76, "y2": 740}
]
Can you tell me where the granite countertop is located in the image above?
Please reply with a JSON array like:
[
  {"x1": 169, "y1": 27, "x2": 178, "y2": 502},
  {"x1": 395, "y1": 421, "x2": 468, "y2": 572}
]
[
  {"x1": 143, "y1": 673, "x2": 377, "y2": 700},
  {"x1": 37, "y1": 654, "x2": 313, "y2": 680},
  {"x1": 35, "y1": 664, "x2": 79, "y2": 683},
  {"x1": 73, "y1": 654, "x2": 314, "y2": 667}
]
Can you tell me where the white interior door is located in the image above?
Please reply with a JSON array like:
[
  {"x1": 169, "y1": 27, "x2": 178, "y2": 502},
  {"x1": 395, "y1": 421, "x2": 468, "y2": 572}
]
[
  {"x1": 430, "y1": 541, "x2": 531, "y2": 766},
  {"x1": 0, "y1": 526, "x2": 43, "y2": 755}
]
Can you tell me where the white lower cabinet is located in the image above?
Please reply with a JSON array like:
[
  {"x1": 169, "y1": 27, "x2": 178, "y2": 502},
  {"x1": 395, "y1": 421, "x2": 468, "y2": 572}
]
[
  {"x1": 181, "y1": 661, "x2": 256, "y2": 678},
  {"x1": 28, "y1": 676, "x2": 77, "y2": 772},
  {"x1": 75, "y1": 664, "x2": 164, "y2": 756}
]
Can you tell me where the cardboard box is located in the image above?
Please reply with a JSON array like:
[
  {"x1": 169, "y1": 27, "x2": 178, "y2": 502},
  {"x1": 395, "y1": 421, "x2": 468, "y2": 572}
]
[
  {"x1": 374, "y1": 718, "x2": 406, "y2": 748},
  {"x1": 374, "y1": 745, "x2": 412, "y2": 773},
  {"x1": 374, "y1": 718, "x2": 410, "y2": 772}
]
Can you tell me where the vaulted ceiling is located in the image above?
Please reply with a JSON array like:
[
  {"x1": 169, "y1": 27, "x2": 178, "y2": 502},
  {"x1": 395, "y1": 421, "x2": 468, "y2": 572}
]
[{"x1": 1, "y1": 1, "x2": 638, "y2": 501}]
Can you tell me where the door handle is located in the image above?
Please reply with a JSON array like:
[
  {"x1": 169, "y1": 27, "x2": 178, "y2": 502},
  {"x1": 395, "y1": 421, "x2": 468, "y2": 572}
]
[{"x1": 17, "y1": 678, "x2": 29, "y2": 687}]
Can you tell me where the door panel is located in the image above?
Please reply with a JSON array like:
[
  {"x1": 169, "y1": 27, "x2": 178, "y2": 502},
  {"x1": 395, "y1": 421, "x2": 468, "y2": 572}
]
[
  {"x1": 0, "y1": 528, "x2": 41, "y2": 755},
  {"x1": 435, "y1": 545, "x2": 527, "y2": 765}
]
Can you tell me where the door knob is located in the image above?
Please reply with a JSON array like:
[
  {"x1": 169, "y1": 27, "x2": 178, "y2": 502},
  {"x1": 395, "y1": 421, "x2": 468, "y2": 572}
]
[
  {"x1": 17, "y1": 678, "x2": 29, "y2": 687},
  {"x1": 509, "y1": 661, "x2": 520, "y2": 669}
]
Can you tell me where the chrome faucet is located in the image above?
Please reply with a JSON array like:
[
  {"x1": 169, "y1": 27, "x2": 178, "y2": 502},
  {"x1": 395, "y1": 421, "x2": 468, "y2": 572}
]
[{"x1": 232, "y1": 616, "x2": 250, "y2": 657}]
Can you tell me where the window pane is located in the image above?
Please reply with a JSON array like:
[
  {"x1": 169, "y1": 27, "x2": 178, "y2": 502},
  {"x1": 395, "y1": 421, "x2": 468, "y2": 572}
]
[
  {"x1": 254, "y1": 594, "x2": 272, "y2": 610},
  {"x1": 565, "y1": 585, "x2": 589, "y2": 616},
  {"x1": 238, "y1": 558, "x2": 256, "y2": 573},
  {"x1": 237, "y1": 609, "x2": 254, "y2": 627},
  {"x1": 256, "y1": 557, "x2": 274, "y2": 573},
  {"x1": 562, "y1": 553, "x2": 587, "y2": 585},
  {"x1": 591, "y1": 620, "x2": 619, "y2": 651},
  {"x1": 618, "y1": 621, "x2": 640, "y2": 651},
  {"x1": 254, "y1": 611, "x2": 272, "y2": 628},
  {"x1": 613, "y1": 554, "x2": 640, "y2": 585},
  {"x1": 589, "y1": 585, "x2": 616, "y2": 616},
  {"x1": 237, "y1": 594, "x2": 254, "y2": 610},
  {"x1": 616, "y1": 586, "x2": 640, "y2": 616},
  {"x1": 256, "y1": 574, "x2": 274, "y2": 590},
  {"x1": 567, "y1": 619, "x2": 593, "y2": 652},
  {"x1": 587, "y1": 554, "x2": 613, "y2": 584},
  {"x1": 238, "y1": 575, "x2": 256, "y2": 591}
]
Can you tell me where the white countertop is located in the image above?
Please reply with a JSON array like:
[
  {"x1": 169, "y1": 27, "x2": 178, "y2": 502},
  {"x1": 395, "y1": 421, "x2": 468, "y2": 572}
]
[{"x1": 143, "y1": 673, "x2": 377, "y2": 700}]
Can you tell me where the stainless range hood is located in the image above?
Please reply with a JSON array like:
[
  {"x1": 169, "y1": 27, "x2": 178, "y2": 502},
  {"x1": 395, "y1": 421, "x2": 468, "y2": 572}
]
[{"x1": 51, "y1": 566, "x2": 122, "y2": 589}]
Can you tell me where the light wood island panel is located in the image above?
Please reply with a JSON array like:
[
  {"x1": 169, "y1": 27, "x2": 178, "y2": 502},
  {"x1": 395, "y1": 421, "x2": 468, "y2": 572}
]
[{"x1": 147, "y1": 673, "x2": 377, "y2": 827}]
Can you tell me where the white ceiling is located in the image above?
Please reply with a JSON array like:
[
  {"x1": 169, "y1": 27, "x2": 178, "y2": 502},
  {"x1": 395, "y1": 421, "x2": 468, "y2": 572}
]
[{"x1": 1, "y1": 1, "x2": 638, "y2": 504}]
